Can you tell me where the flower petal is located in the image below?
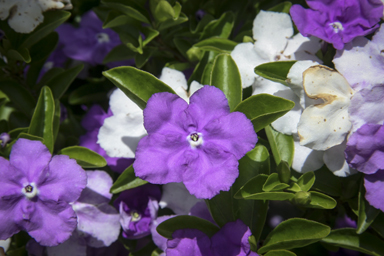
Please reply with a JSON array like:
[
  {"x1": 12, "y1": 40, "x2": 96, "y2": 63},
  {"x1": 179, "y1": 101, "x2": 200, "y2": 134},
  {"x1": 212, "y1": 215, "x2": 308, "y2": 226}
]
[
  {"x1": 292, "y1": 141, "x2": 324, "y2": 173},
  {"x1": 0, "y1": 196, "x2": 23, "y2": 240},
  {"x1": 10, "y1": 138, "x2": 52, "y2": 183},
  {"x1": 183, "y1": 142, "x2": 239, "y2": 199},
  {"x1": 365, "y1": 170, "x2": 384, "y2": 212},
  {"x1": 77, "y1": 171, "x2": 113, "y2": 205},
  {"x1": 252, "y1": 77, "x2": 287, "y2": 96},
  {"x1": 159, "y1": 67, "x2": 189, "y2": 101},
  {"x1": 203, "y1": 111, "x2": 257, "y2": 159},
  {"x1": 167, "y1": 229, "x2": 211, "y2": 256},
  {"x1": 151, "y1": 215, "x2": 175, "y2": 251},
  {"x1": 284, "y1": 35, "x2": 322, "y2": 60},
  {"x1": 45, "y1": 232, "x2": 87, "y2": 256},
  {"x1": 324, "y1": 142, "x2": 357, "y2": 177},
  {"x1": 297, "y1": 65, "x2": 354, "y2": 150},
  {"x1": 7, "y1": 1, "x2": 44, "y2": 33},
  {"x1": 252, "y1": 11, "x2": 293, "y2": 60},
  {"x1": 38, "y1": 155, "x2": 87, "y2": 203},
  {"x1": 28, "y1": 200, "x2": 77, "y2": 246}
]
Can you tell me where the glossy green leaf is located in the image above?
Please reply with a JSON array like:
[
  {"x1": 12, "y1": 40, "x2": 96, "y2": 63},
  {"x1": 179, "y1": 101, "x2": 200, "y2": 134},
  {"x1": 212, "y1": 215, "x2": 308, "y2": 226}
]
[
  {"x1": 53, "y1": 100, "x2": 60, "y2": 143},
  {"x1": 28, "y1": 86, "x2": 55, "y2": 153},
  {"x1": 234, "y1": 95, "x2": 295, "y2": 133},
  {"x1": 102, "y1": 1, "x2": 150, "y2": 23},
  {"x1": 357, "y1": 182, "x2": 379, "y2": 234},
  {"x1": 200, "y1": 12, "x2": 234, "y2": 40},
  {"x1": 37, "y1": 67, "x2": 64, "y2": 89},
  {"x1": 29, "y1": 32, "x2": 58, "y2": 63},
  {"x1": 110, "y1": 165, "x2": 148, "y2": 194},
  {"x1": 0, "y1": 80, "x2": 35, "y2": 117},
  {"x1": 69, "y1": 83, "x2": 107, "y2": 105},
  {"x1": 268, "y1": 1, "x2": 292, "y2": 13},
  {"x1": 263, "y1": 173, "x2": 290, "y2": 192},
  {"x1": 258, "y1": 218, "x2": 331, "y2": 254},
  {"x1": 157, "y1": 215, "x2": 220, "y2": 239},
  {"x1": 287, "y1": 183, "x2": 302, "y2": 193},
  {"x1": 103, "y1": 66, "x2": 176, "y2": 109},
  {"x1": 141, "y1": 26, "x2": 160, "y2": 46},
  {"x1": 277, "y1": 161, "x2": 291, "y2": 184},
  {"x1": 59, "y1": 146, "x2": 107, "y2": 168},
  {"x1": 234, "y1": 174, "x2": 294, "y2": 201},
  {"x1": 264, "y1": 250, "x2": 297, "y2": 256},
  {"x1": 254, "y1": 61, "x2": 297, "y2": 86},
  {"x1": 371, "y1": 212, "x2": 384, "y2": 239},
  {"x1": 154, "y1": 0, "x2": 176, "y2": 22},
  {"x1": 103, "y1": 45, "x2": 135, "y2": 64},
  {"x1": 135, "y1": 47, "x2": 156, "y2": 68},
  {"x1": 206, "y1": 190, "x2": 236, "y2": 227},
  {"x1": 200, "y1": 51, "x2": 219, "y2": 85},
  {"x1": 290, "y1": 191, "x2": 311, "y2": 206},
  {"x1": 297, "y1": 172, "x2": 315, "y2": 192},
  {"x1": 158, "y1": 13, "x2": 188, "y2": 30},
  {"x1": 322, "y1": 228, "x2": 384, "y2": 256},
  {"x1": 308, "y1": 191, "x2": 337, "y2": 209},
  {"x1": 193, "y1": 38, "x2": 237, "y2": 53},
  {"x1": 46, "y1": 64, "x2": 84, "y2": 99},
  {"x1": 17, "y1": 133, "x2": 44, "y2": 142},
  {"x1": 210, "y1": 53, "x2": 242, "y2": 111},
  {"x1": 103, "y1": 11, "x2": 130, "y2": 28},
  {"x1": 7, "y1": 48, "x2": 31, "y2": 63},
  {"x1": 234, "y1": 145, "x2": 270, "y2": 240},
  {"x1": 312, "y1": 165, "x2": 342, "y2": 197},
  {"x1": 21, "y1": 11, "x2": 71, "y2": 49},
  {"x1": 265, "y1": 125, "x2": 294, "y2": 166}
]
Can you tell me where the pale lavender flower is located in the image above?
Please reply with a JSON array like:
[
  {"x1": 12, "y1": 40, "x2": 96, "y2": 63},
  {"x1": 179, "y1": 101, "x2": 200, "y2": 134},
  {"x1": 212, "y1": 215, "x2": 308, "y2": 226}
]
[
  {"x1": 166, "y1": 219, "x2": 258, "y2": 256},
  {"x1": 0, "y1": 132, "x2": 10, "y2": 147},
  {"x1": 80, "y1": 105, "x2": 133, "y2": 173},
  {"x1": 0, "y1": 138, "x2": 87, "y2": 246},
  {"x1": 58, "y1": 10, "x2": 121, "y2": 65},
  {"x1": 133, "y1": 86, "x2": 257, "y2": 199},
  {"x1": 114, "y1": 184, "x2": 161, "y2": 239},
  {"x1": 290, "y1": 0, "x2": 383, "y2": 50}
]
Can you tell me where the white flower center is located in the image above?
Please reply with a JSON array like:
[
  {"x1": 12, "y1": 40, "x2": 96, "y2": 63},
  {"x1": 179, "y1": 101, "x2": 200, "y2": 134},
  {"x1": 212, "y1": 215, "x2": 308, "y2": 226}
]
[
  {"x1": 187, "y1": 132, "x2": 203, "y2": 148},
  {"x1": 22, "y1": 182, "x2": 38, "y2": 199},
  {"x1": 43, "y1": 61, "x2": 54, "y2": 71},
  {"x1": 96, "y1": 32, "x2": 110, "y2": 43},
  {"x1": 130, "y1": 210, "x2": 141, "y2": 222},
  {"x1": 330, "y1": 22, "x2": 344, "y2": 33}
]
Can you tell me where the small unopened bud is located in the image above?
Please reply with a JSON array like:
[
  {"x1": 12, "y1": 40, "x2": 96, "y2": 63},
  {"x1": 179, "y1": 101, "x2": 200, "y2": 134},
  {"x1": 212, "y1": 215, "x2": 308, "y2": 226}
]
[{"x1": 291, "y1": 191, "x2": 311, "y2": 206}]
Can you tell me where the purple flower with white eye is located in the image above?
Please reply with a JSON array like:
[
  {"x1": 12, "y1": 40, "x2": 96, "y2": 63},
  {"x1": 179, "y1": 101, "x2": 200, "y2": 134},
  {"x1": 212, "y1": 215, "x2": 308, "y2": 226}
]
[
  {"x1": 58, "y1": 10, "x2": 121, "y2": 65},
  {"x1": 0, "y1": 138, "x2": 87, "y2": 246},
  {"x1": 290, "y1": 0, "x2": 383, "y2": 50},
  {"x1": 133, "y1": 85, "x2": 257, "y2": 199},
  {"x1": 167, "y1": 219, "x2": 259, "y2": 256},
  {"x1": 114, "y1": 184, "x2": 161, "y2": 239},
  {"x1": 80, "y1": 105, "x2": 134, "y2": 173}
]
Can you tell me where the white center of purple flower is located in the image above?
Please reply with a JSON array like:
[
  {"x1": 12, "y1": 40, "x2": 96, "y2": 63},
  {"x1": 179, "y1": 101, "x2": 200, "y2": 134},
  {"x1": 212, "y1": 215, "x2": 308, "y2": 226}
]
[
  {"x1": 330, "y1": 22, "x2": 344, "y2": 33},
  {"x1": 96, "y1": 32, "x2": 110, "y2": 43},
  {"x1": 130, "y1": 210, "x2": 141, "y2": 222},
  {"x1": 22, "y1": 182, "x2": 38, "y2": 199},
  {"x1": 187, "y1": 132, "x2": 203, "y2": 148},
  {"x1": 43, "y1": 61, "x2": 54, "y2": 72}
]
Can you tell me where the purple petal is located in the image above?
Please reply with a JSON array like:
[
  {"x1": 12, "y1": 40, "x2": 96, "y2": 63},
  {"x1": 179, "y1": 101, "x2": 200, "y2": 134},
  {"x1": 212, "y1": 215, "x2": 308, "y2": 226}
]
[
  {"x1": 37, "y1": 155, "x2": 87, "y2": 203},
  {"x1": 27, "y1": 200, "x2": 77, "y2": 246},
  {"x1": 203, "y1": 112, "x2": 257, "y2": 159},
  {"x1": 9, "y1": 138, "x2": 51, "y2": 182},
  {"x1": 0, "y1": 196, "x2": 23, "y2": 240},
  {"x1": 189, "y1": 202, "x2": 215, "y2": 224},
  {"x1": 77, "y1": 170, "x2": 113, "y2": 205},
  {"x1": 187, "y1": 86, "x2": 230, "y2": 129},
  {"x1": 166, "y1": 229, "x2": 212, "y2": 256},
  {"x1": 81, "y1": 105, "x2": 111, "y2": 131},
  {"x1": 0, "y1": 157, "x2": 23, "y2": 199},
  {"x1": 143, "y1": 92, "x2": 189, "y2": 134},
  {"x1": 183, "y1": 142, "x2": 239, "y2": 199},
  {"x1": 151, "y1": 215, "x2": 175, "y2": 251},
  {"x1": 365, "y1": 170, "x2": 384, "y2": 211},
  {"x1": 46, "y1": 232, "x2": 87, "y2": 256}
]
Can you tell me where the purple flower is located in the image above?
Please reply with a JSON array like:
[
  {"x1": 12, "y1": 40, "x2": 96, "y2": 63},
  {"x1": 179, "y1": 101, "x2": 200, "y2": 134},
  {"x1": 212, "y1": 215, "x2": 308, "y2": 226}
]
[
  {"x1": 166, "y1": 219, "x2": 258, "y2": 256},
  {"x1": 114, "y1": 184, "x2": 161, "y2": 239},
  {"x1": 290, "y1": 0, "x2": 383, "y2": 50},
  {"x1": 0, "y1": 138, "x2": 87, "y2": 246},
  {"x1": 79, "y1": 105, "x2": 133, "y2": 173},
  {"x1": 133, "y1": 86, "x2": 257, "y2": 199},
  {"x1": 345, "y1": 123, "x2": 384, "y2": 174},
  {"x1": 0, "y1": 132, "x2": 10, "y2": 147},
  {"x1": 58, "y1": 11, "x2": 122, "y2": 65}
]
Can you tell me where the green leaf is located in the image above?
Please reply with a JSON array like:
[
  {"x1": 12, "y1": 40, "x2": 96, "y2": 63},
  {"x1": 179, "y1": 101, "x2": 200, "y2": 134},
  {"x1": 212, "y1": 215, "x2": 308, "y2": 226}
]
[
  {"x1": 287, "y1": 183, "x2": 302, "y2": 193},
  {"x1": 103, "y1": 66, "x2": 176, "y2": 109},
  {"x1": 264, "y1": 250, "x2": 297, "y2": 256},
  {"x1": 69, "y1": 83, "x2": 107, "y2": 105},
  {"x1": 154, "y1": 0, "x2": 175, "y2": 22},
  {"x1": 312, "y1": 165, "x2": 342, "y2": 197},
  {"x1": 234, "y1": 174, "x2": 294, "y2": 201},
  {"x1": 7, "y1": 48, "x2": 31, "y2": 63},
  {"x1": 265, "y1": 125, "x2": 294, "y2": 166},
  {"x1": 29, "y1": 32, "x2": 58, "y2": 63},
  {"x1": 17, "y1": 133, "x2": 44, "y2": 142},
  {"x1": 277, "y1": 161, "x2": 291, "y2": 184},
  {"x1": 254, "y1": 61, "x2": 297, "y2": 86},
  {"x1": 46, "y1": 64, "x2": 84, "y2": 99},
  {"x1": 263, "y1": 173, "x2": 290, "y2": 192},
  {"x1": 102, "y1": 0, "x2": 150, "y2": 23},
  {"x1": 357, "y1": 181, "x2": 380, "y2": 234},
  {"x1": 258, "y1": 218, "x2": 331, "y2": 254},
  {"x1": 234, "y1": 95, "x2": 295, "y2": 133},
  {"x1": 322, "y1": 228, "x2": 384, "y2": 256},
  {"x1": 268, "y1": 1, "x2": 292, "y2": 13},
  {"x1": 158, "y1": 13, "x2": 188, "y2": 30},
  {"x1": 135, "y1": 47, "x2": 156, "y2": 68},
  {"x1": 21, "y1": 11, "x2": 71, "y2": 49},
  {"x1": 156, "y1": 215, "x2": 220, "y2": 239},
  {"x1": 0, "y1": 80, "x2": 35, "y2": 117},
  {"x1": 193, "y1": 38, "x2": 237, "y2": 53},
  {"x1": 53, "y1": 100, "x2": 60, "y2": 143},
  {"x1": 307, "y1": 191, "x2": 337, "y2": 209},
  {"x1": 206, "y1": 190, "x2": 236, "y2": 227},
  {"x1": 371, "y1": 212, "x2": 384, "y2": 239},
  {"x1": 200, "y1": 51, "x2": 219, "y2": 85},
  {"x1": 103, "y1": 11, "x2": 131, "y2": 28},
  {"x1": 103, "y1": 44, "x2": 135, "y2": 64},
  {"x1": 200, "y1": 12, "x2": 234, "y2": 40},
  {"x1": 28, "y1": 86, "x2": 55, "y2": 153},
  {"x1": 297, "y1": 172, "x2": 315, "y2": 192},
  {"x1": 110, "y1": 165, "x2": 148, "y2": 194},
  {"x1": 58, "y1": 146, "x2": 107, "y2": 168},
  {"x1": 210, "y1": 53, "x2": 242, "y2": 111}
]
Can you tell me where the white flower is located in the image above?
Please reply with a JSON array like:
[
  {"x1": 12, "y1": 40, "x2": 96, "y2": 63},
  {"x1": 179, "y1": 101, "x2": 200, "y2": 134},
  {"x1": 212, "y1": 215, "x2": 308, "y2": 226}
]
[
  {"x1": 0, "y1": 0, "x2": 72, "y2": 33},
  {"x1": 98, "y1": 67, "x2": 203, "y2": 158},
  {"x1": 230, "y1": 10, "x2": 322, "y2": 89}
]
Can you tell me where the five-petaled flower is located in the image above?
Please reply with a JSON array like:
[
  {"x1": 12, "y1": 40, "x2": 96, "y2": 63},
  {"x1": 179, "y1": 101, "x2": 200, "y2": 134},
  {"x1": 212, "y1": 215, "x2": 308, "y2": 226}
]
[
  {"x1": 0, "y1": 138, "x2": 87, "y2": 246},
  {"x1": 133, "y1": 86, "x2": 257, "y2": 199}
]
